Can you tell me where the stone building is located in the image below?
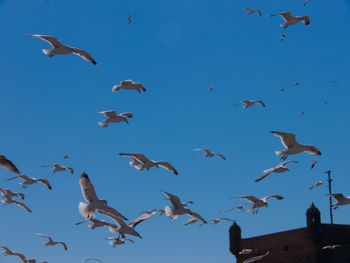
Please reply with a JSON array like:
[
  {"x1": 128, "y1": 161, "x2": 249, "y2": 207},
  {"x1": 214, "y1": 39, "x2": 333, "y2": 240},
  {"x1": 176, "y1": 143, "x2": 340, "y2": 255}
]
[{"x1": 229, "y1": 203, "x2": 350, "y2": 263}]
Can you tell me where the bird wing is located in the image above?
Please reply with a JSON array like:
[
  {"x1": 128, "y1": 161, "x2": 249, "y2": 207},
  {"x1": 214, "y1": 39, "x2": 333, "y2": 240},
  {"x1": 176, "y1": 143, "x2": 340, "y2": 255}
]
[
  {"x1": 298, "y1": 15, "x2": 310, "y2": 25},
  {"x1": 186, "y1": 210, "x2": 207, "y2": 224},
  {"x1": 119, "y1": 153, "x2": 151, "y2": 164},
  {"x1": 183, "y1": 218, "x2": 199, "y2": 226},
  {"x1": 118, "y1": 112, "x2": 133, "y2": 118},
  {"x1": 279, "y1": 160, "x2": 298, "y2": 167},
  {"x1": 155, "y1": 161, "x2": 178, "y2": 175},
  {"x1": 58, "y1": 242, "x2": 67, "y2": 251},
  {"x1": 79, "y1": 172, "x2": 99, "y2": 202},
  {"x1": 35, "y1": 233, "x2": 51, "y2": 240},
  {"x1": 261, "y1": 195, "x2": 284, "y2": 202},
  {"x1": 14, "y1": 200, "x2": 32, "y2": 212},
  {"x1": 99, "y1": 110, "x2": 117, "y2": 118},
  {"x1": 243, "y1": 251, "x2": 269, "y2": 263},
  {"x1": 36, "y1": 179, "x2": 52, "y2": 190},
  {"x1": 72, "y1": 48, "x2": 97, "y2": 65},
  {"x1": 215, "y1": 153, "x2": 226, "y2": 160},
  {"x1": 311, "y1": 160, "x2": 317, "y2": 169},
  {"x1": 0, "y1": 156, "x2": 21, "y2": 174},
  {"x1": 6, "y1": 175, "x2": 22, "y2": 182},
  {"x1": 329, "y1": 193, "x2": 347, "y2": 202},
  {"x1": 97, "y1": 204, "x2": 128, "y2": 221},
  {"x1": 234, "y1": 195, "x2": 261, "y2": 204},
  {"x1": 128, "y1": 212, "x2": 156, "y2": 228},
  {"x1": 254, "y1": 168, "x2": 275, "y2": 183},
  {"x1": 13, "y1": 252, "x2": 27, "y2": 262},
  {"x1": 134, "y1": 82, "x2": 146, "y2": 91},
  {"x1": 270, "y1": 131, "x2": 297, "y2": 148},
  {"x1": 161, "y1": 191, "x2": 183, "y2": 209},
  {"x1": 273, "y1": 12, "x2": 293, "y2": 21},
  {"x1": 63, "y1": 166, "x2": 74, "y2": 174},
  {"x1": 218, "y1": 218, "x2": 233, "y2": 222},
  {"x1": 254, "y1": 100, "x2": 265, "y2": 107},
  {"x1": 25, "y1": 34, "x2": 63, "y2": 48}
]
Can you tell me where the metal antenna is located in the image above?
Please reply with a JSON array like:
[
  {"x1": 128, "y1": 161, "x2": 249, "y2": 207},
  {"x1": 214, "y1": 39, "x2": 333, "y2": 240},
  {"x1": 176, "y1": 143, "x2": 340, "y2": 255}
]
[{"x1": 325, "y1": 170, "x2": 333, "y2": 224}]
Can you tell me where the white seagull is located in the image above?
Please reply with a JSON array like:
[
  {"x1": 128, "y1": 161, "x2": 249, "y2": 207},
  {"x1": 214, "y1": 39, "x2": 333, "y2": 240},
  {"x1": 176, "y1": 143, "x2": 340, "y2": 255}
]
[
  {"x1": 232, "y1": 195, "x2": 283, "y2": 214},
  {"x1": 244, "y1": 8, "x2": 262, "y2": 16},
  {"x1": 26, "y1": 34, "x2": 97, "y2": 65},
  {"x1": 41, "y1": 163, "x2": 74, "y2": 174},
  {"x1": 234, "y1": 100, "x2": 266, "y2": 109},
  {"x1": 112, "y1": 80, "x2": 145, "y2": 94},
  {"x1": 309, "y1": 180, "x2": 323, "y2": 190},
  {"x1": 329, "y1": 194, "x2": 350, "y2": 209},
  {"x1": 0, "y1": 188, "x2": 24, "y2": 200},
  {"x1": 254, "y1": 160, "x2": 298, "y2": 183},
  {"x1": 98, "y1": 111, "x2": 133, "y2": 127},
  {"x1": 270, "y1": 11, "x2": 310, "y2": 28},
  {"x1": 105, "y1": 237, "x2": 134, "y2": 247},
  {"x1": 35, "y1": 233, "x2": 68, "y2": 251},
  {"x1": 1, "y1": 196, "x2": 32, "y2": 212},
  {"x1": 0, "y1": 155, "x2": 21, "y2": 174},
  {"x1": 79, "y1": 172, "x2": 127, "y2": 220},
  {"x1": 270, "y1": 131, "x2": 321, "y2": 160},
  {"x1": 193, "y1": 149, "x2": 226, "y2": 160},
  {"x1": 7, "y1": 175, "x2": 52, "y2": 190}
]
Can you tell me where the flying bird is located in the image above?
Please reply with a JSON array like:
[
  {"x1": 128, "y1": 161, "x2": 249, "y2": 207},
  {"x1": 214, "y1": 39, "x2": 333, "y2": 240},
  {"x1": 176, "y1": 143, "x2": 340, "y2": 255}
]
[
  {"x1": 208, "y1": 218, "x2": 233, "y2": 225},
  {"x1": 309, "y1": 181, "x2": 323, "y2": 190},
  {"x1": 26, "y1": 34, "x2": 97, "y2": 65},
  {"x1": 75, "y1": 218, "x2": 118, "y2": 231},
  {"x1": 304, "y1": 0, "x2": 311, "y2": 6},
  {"x1": 254, "y1": 160, "x2": 298, "y2": 183},
  {"x1": 329, "y1": 194, "x2": 350, "y2": 209},
  {"x1": 270, "y1": 12, "x2": 310, "y2": 28},
  {"x1": 126, "y1": 14, "x2": 131, "y2": 24},
  {"x1": 41, "y1": 163, "x2": 74, "y2": 174},
  {"x1": 232, "y1": 195, "x2": 283, "y2": 214},
  {"x1": 112, "y1": 80, "x2": 146, "y2": 94},
  {"x1": 193, "y1": 149, "x2": 226, "y2": 160},
  {"x1": 63, "y1": 155, "x2": 69, "y2": 159},
  {"x1": 293, "y1": 82, "x2": 300, "y2": 86},
  {"x1": 105, "y1": 237, "x2": 134, "y2": 247},
  {"x1": 270, "y1": 131, "x2": 321, "y2": 160},
  {"x1": 119, "y1": 153, "x2": 157, "y2": 170},
  {"x1": 35, "y1": 233, "x2": 68, "y2": 251},
  {"x1": 7, "y1": 175, "x2": 52, "y2": 190},
  {"x1": 0, "y1": 188, "x2": 24, "y2": 200},
  {"x1": 244, "y1": 8, "x2": 262, "y2": 16},
  {"x1": 0, "y1": 155, "x2": 21, "y2": 174},
  {"x1": 280, "y1": 32, "x2": 286, "y2": 41},
  {"x1": 98, "y1": 111, "x2": 133, "y2": 127},
  {"x1": 222, "y1": 204, "x2": 247, "y2": 213},
  {"x1": 234, "y1": 100, "x2": 265, "y2": 109},
  {"x1": 208, "y1": 86, "x2": 214, "y2": 91},
  {"x1": 1, "y1": 196, "x2": 32, "y2": 212},
  {"x1": 243, "y1": 251, "x2": 269, "y2": 263}
]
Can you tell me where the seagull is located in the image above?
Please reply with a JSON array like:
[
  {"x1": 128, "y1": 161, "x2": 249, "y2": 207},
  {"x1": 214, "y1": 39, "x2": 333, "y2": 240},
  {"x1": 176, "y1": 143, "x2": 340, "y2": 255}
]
[
  {"x1": 98, "y1": 111, "x2": 133, "y2": 127},
  {"x1": 41, "y1": 163, "x2": 74, "y2": 174},
  {"x1": 193, "y1": 149, "x2": 226, "y2": 160},
  {"x1": 105, "y1": 237, "x2": 134, "y2": 247},
  {"x1": 208, "y1": 86, "x2": 214, "y2": 91},
  {"x1": 322, "y1": 245, "x2": 341, "y2": 250},
  {"x1": 280, "y1": 32, "x2": 286, "y2": 41},
  {"x1": 270, "y1": 12, "x2": 310, "y2": 28},
  {"x1": 35, "y1": 233, "x2": 68, "y2": 251},
  {"x1": 208, "y1": 218, "x2": 233, "y2": 225},
  {"x1": 0, "y1": 155, "x2": 21, "y2": 174},
  {"x1": 26, "y1": 34, "x2": 97, "y2": 65},
  {"x1": 79, "y1": 172, "x2": 127, "y2": 220},
  {"x1": 75, "y1": 218, "x2": 118, "y2": 231},
  {"x1": 0, "y1": 246, "x2": 27, "y2": 262},
  {"x1": 63, "y1": 155, "x2": 69, "y2": 159},
  {"x1": 126, "y1": 14, "x2": 131, "y2": 24},
  {"x1": 140, "y1": 209, "x2": 165, "y2": 216},
  {"x1": 7, "y1": 175, "x2": 52, "y2": 190},
  {"x1": 329, "y1": 194, "x2": 350, "y2": 209},
  {"x1": 161, "y1": 191, "x2": 207, "y2": 224},
  {"x1": 234, "y1": 100, "x2": 265, "y2": 109},
  {"x1": 293, "y1": 82, "x2": 300, "y2": 86},
  {"x1": 112, "y1": 80, "x2": 146, "y2": 94},
  {"x1": 254, "y1": 160, "x2": 298, "y2": 183},
  {"x1": 322, "y1": 102, "x2": 328, "y2": 105},
  {"x1": 119, "y1": 153, "x2": 158, "y2": 170},
  {"x1": 239, "y1": 249, "x2": 253, "y2": 255},
  {"x1": 311, "y1": 160, "x2": 317, "y2": 169},
  {"x1": 81, "y1": 259, "x2": 103, "y2": 263},
  {"x1": 243, "y1": 251, "x2": 269, "y2": 263},
  {"x1": 270, "y1": 131, "x2": 321, "y2": 160},
  {"x1": 232, "y1": 195, "x2": 283, "y2": 214},
  {"x1": 304, "y1": 0, "x2": 311, "y2": 6},
  {"x1": 244, "y1": 8, "x2": 262, "y2": 16},
  {"x1": 0, "y1": 188, "x2": 24, "y2": 200},
  {"x1": 309, "y1": 180, "x2": 323, "y2": 190},
  {"x1": 1, "y1": 196, "x2": 32, "y2": 212},
  {"x1": 299, "y1": 112, "x2": 305, "y2": 115}
]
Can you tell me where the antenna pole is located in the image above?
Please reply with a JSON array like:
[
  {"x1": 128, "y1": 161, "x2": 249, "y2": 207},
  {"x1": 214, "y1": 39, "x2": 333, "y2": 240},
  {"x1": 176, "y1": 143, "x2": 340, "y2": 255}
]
[{"x1": 326, "y1": 170, "x2": 334, "y2": 224}]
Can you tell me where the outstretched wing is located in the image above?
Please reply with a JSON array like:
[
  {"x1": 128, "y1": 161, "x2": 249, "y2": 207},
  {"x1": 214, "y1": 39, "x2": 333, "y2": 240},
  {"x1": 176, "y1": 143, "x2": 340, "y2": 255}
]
[
  {"x1": 58, "y1": 242, "x2": 68, "y2": 251},
  {"x1": 64, "y1": 167, "x2": 74, "y2": 174},
  {"x1": 97, "y1": 204, "x2": 128, "y2": 221},
  {"x1": 99, "y1": 110, "x2": 117, "y2": 118},
  {"x1": 233, "y1": 195, "x2": 261, "y2": 204},
  {"x1": 186, "y1": 210, "x2": 207, "y2": 224},
  {"x1": 329, "y1": 193, "x2": 347, "y2": 202},
  {"x1": 79, "y1": 172, "x2": 98, "y2": 202},
  {"x1": 36, "y1": 178, "x2": 52, "y2": 190},
  {"x1": 254, "y1": 168, "x2": 275, "y2": 183},
  {"x1": 298, "y1": 15, "x2": 310, "y2": 25},
  {"x1": 155, "y1": 161, "x2": 178, "y2": 175},
  {"x1": 261, "y1": 195, "x2": 284, "y2": 202},
  {"x1": 72, "y1": 48, "x2": 97, "y2": 65},
  {"x1": 35, "y1": 233, "x2": 51, "y2": 240},
  {"x1": 118, "y1": 112, "x2": 133, "y2": 118},
  {"x1": 183, "y1": 217, "x2": 199, "y2": 226},
  {"x1": 119, "y1": 153, "x2": 151, "y2": 164},
  {"x1": 279, "y1": 160, "x2": 298, "y2": 167},
  {"x1": 215, "y1": 153, "x2": 226, "y2": 160},
  {"x1": 270, "y1": 131, "x2": 297, "y2": 148},
  {"x1": 25, "y1": 34, "x2": 63, "y2": 48},
  {"x1": 0, "y1": 155, "x2": 21, "y2": 174},
  {"x1": 14, "y1": 200, "x2": 32, "y2": 212},
  {"x1": 271, "y1": 11, "x2": 293, "y2": 22},
  {"x1": 161, "y1": 191, "x2": 183, "y2": 209},
  {"x1": 128, "y1": 212, "x2": 156, "y2": 228}
]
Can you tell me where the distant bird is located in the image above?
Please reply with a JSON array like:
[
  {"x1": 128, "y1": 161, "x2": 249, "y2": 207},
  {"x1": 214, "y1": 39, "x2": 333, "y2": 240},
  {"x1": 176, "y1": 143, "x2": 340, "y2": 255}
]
[
  {"x1": 322, "y1": 245, "x2": 341, "y2": 250},
  {"x1": 222, "y1": 204, "x2": 247, "y2": 213},
  {"x1": 239, "y1": 249, "x2": 253, "y2": 255},
  {"x1": 106, "y1": 237, "x2": 134, "y2": 247},
  {"x1": 0, "y1": 246, "x2": 27, "y2": 262},
  {"x1": 270, "y1": 131, "x2": 321, "y2": 160},
  {"x1": 255, "y1": 160, "x2": 298, "y2": 183},
  {"x1": 0, "y1": 155, "x2": 21, "y2": 174},
  {"x1": 329, "y1": 194, "x2": 350, "y2": 209},
  {"x1": 270, "y1": 12, "x2": 310, "y2": 28},
  {"x1": 119, "y1": 153, "x2": 157, "y2": 170},
  {"x1": 79, "y1": 172, "x2": 127, "y2": 220},
  {"x1": 299, "y1": 112, "x2": 305, "y2": 115},
  {"x1": 81, "y1": 259, "x2": 103, "y2": 263},
  {"x1": 280, "y1": 32, "x2": 286, "y2": 41},
  {"x1": 75, "y1": 218, "x2": 118, "y2": 231},
  {"x1": 311, "y1": 160, "x2": 317, "y2": 169},
  {"x1": 26, "y1": 34, "x2": 97, "y2": 65},
  {"x1": 309, "y1": 180, "x2": 323, "y2": 190},
  {"x1": 183, "y1": 217, "x2": 201, "y2": 226},
  {"x1": 208, "y1": 218, "x2": 233, "y2": 225},
  {"x1": 140, "y1": 209, "x2": 165, "y2": 216},
  {"x1": 1, "y1": 196, "x2": 32, "y2": 212},
  {"x1": 243, "y1": 251, "x2": 269, "y2": 263},
  {"x1": 7, "y1": 175, "x2": 52, "y2": 190},
  {"x1": 280, "y1": 88, "x2": 285, "y2": 91},
  {"x1": 0, "y1": 188, "x2": 24, "y2": 200},
  {"x1": 126, "y1": 14, "x2": 131, "y2": 24},
  {"x1": 161, "y1": 191, "x2": 207, "y2": 224},
  {"x1": 244, "y1": 8, "x2": 262, "y2": 16},
  {"x1": 41, "y1": 163, "x2": 74, "y2": 174},
  {"x1": 35, "y1": 233, "x2": 67, "y2": 251},
  {"x1": 208, "y1": 86, "x2": 214, "y2": 91},
  {"x1": 293, "y1": 82, "x2": 300, "y2": 86},
  {"x1": 234, "y1": 100, "x2": 266, "y2": 109},
  {"x1": 63, "y1": 155, "x2": 69, "y2": 159},
  {"x1": 232, "y1": 195, "x2": 283, "y2": 214},
  {"x1": 193, "y1": 149, "x2": 226, "y2": 160},
  {"x1": 304, "y1": 0, "x2": 311, "y2": 6},
  {"x1": 98, "y1": 111, "x2": 133, "y2": 127},
  {"x1": 112, "y1": 80, "x2": 145, "y2": 94},
  {"x1": 322, "y1": 102, "x2": 328, "y2": 105}
]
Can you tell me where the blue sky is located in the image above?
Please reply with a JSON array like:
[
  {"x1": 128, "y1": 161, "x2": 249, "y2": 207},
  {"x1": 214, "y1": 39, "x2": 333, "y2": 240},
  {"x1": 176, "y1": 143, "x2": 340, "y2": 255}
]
[{"x1": 1, "y1": 0, "x2": 350, "y2": 262}]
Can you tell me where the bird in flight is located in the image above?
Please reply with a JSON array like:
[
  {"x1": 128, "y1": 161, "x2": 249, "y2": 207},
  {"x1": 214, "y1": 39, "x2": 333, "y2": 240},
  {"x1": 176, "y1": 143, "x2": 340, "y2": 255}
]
[
  {"x1": 270, "y1": 12, "x2": 310, "y2": 28},
  {"x1": 280, "y1": 32, "x2": 286, "y2": 41},
  {"x1": 26, "y1": 34, "x2": 97, "y2": 65},
  {"x1": 232, "y1": 195, "x2": 283, "y2": 214},
  {"x1": 41, "y1": 163, "x2": 74, "y2": 174},
  {"x1": 0, "y1": 155, "x2": 21, "y2": 174},
  {"x1": 126, "y1": 14, "x2": 131, "y2": 24},
  {"x1": 304, "y1": 0, "x2": 311, "y2": 6},
  {"x1": 98, "y1": 111, "x2": 133, "y2": 127},
  {"x1": 329, "y1": 194, "x2": 350, "y2": 209},
  {"x1": 0, "y1": 188, "x2": 24, "y2": 200},
  {"x1": 7, "y1": 175, "x2": 52, "y2": 190},
  {"x1": 270, "y1": 131, "x2": 321, "y2": 160},
  {"x1": 234, "y1": 100, "x2": 265, "y2": 109},
  {"x1": 193, "y1": 149, "x2": 226, "y2": 160},
  {"x1": 1, "y1": 196, "x2": 32, "y2": 212},
  {"x1": 105, "y1": 237, "x2": 134, "y2": 247},
  {"x1": 254, "y1": 160, "x2": 298, "y2": 183},
  {"x1": 35, "y1": 233, "x2": 68, "y2": 251},
  {"x1": 244, "y1": 8, "x2": 262, "y2": 16},
  {"x1": 309, "y1": 180, "x2": 323, "y2": 190},
  {"x1": 112, "y1": 80, "x2": 146, "y2": 94},
  {"x1": 0, "y1": 247, "x2": 27, "y2": 262}
]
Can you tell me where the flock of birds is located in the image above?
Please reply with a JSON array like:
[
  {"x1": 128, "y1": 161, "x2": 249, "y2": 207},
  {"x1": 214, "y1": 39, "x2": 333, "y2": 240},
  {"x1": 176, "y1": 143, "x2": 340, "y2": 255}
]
[{"x1": 1, "y1": 0, "x2": 348, "y2": 263}]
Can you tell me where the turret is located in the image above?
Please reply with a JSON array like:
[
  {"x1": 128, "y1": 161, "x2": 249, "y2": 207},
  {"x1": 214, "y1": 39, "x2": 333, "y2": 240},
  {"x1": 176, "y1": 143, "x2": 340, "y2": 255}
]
[{"x1": 229, "y1": 221, "x2": 242, "y2": 256}]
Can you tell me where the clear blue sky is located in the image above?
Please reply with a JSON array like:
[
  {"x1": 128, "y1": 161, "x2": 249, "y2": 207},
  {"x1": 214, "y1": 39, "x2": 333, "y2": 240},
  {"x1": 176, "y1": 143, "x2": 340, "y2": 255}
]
[{"x1": 1, "y1": 0, "x2": 350, "y2": 262}]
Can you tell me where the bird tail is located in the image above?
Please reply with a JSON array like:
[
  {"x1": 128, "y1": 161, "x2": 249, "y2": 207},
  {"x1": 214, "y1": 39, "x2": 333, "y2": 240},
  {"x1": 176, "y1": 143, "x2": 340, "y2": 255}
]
[
  {"x1": 78, "y1": 202, "x2": 95, "y2": 219},
  {"x1": 42, "y1": 49, "x2": 54, "y2": 56}
]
